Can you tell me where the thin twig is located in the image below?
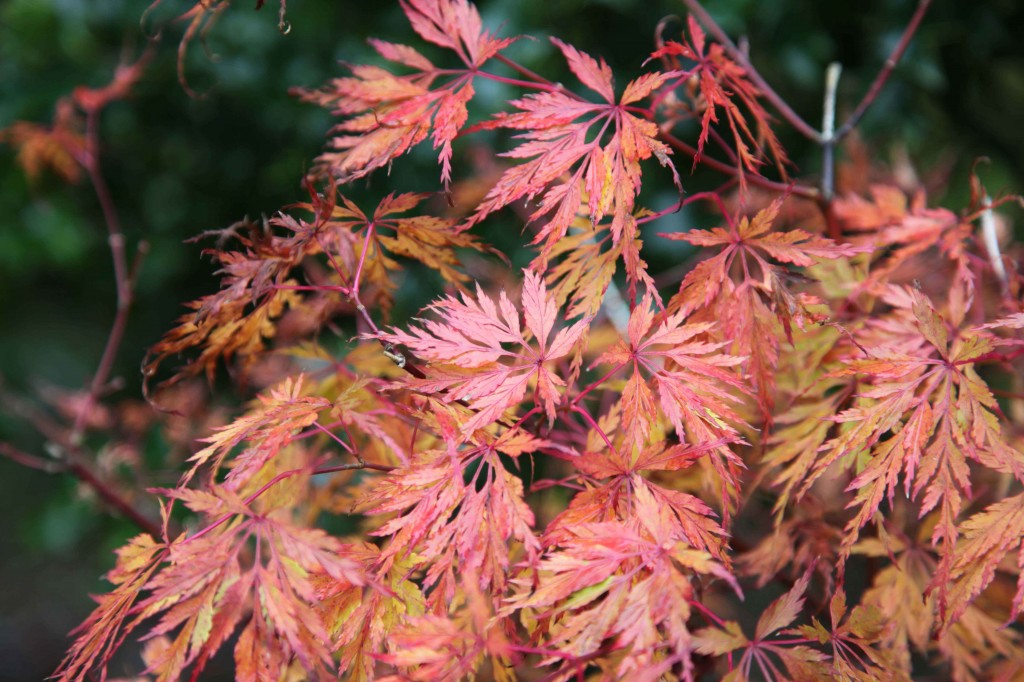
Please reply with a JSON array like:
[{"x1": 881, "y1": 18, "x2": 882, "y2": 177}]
[
  {"x1": 0, "y1": 441, "x2": 63, "y2": 473},
  {"x1": 1, "y1": 389, "x2": 163, "y2": 536},
  {"x1": 660, "y1": 131, "x2": 820, "y2": 200},
  {"x1": 571, "y1": 404, "x2": 619, "y2": 460},
  {"x1": 70, "y1": 108, "x2": 148, "y2": 444},
  {"x1": 833, "y1": 0, "x2": 933, "y2": 141},
  {"x1": 2, "y1": 52, "x2": 160, "y2": 536},
  {"x1": 312, "y1": 420, "x2": 356, "y2": 455},
  {"x1": 494, "y1": 53, "x2": 559, "y2": 90},
  {"x1": 978, "y1": 195, "x2": 1008, "y2": 295},
  {"x1": 65, "y1": 455, "x2": 162, "y2": 537},
  {"x1": 820, "y1": 62, "x2": 842, "y2": 200},
  {"x1": 1, "y1": 431, "x2": 160, "y2": 535},
  {"x1": 1, "y1": 387, "x2": 68, "y2": 445}
]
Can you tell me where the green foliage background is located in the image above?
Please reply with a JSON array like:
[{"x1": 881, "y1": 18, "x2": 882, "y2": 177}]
[{"x1": 0, "y1": 0, "x2": 1021, "y2": 678}]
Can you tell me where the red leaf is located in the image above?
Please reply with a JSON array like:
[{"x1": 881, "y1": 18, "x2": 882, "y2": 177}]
[
  {"x1": 650, "y1": 16, "x2": 790, "y2": 183},
  {"x1": 297, "y1": 0, "x2": 514, "y2": 187},
  {"x1": 383, "y1": 269, "x2": 590, "y2": 431},
  {"x1": 794, "y1": 289, "x2": 1022, "y2": 563},
  {"x1": 592, "y1": 295, "x2": 747, "y2": 498},
  {"x1": 464, "y1": 44, "x2": 678, "y2": 269},
  {"x1": 184, "y1": 376, "x2": 329, "y2": 487},
  {"x1": 550, "y1": 37, "x2": 615, "y2": 103}
]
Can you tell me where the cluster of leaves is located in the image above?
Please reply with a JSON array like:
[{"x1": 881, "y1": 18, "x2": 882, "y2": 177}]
[{"x1": 6, "y1": 0, "x2": 1024, "y2": 680}]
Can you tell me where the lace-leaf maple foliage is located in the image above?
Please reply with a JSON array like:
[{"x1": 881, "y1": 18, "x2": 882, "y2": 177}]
[{"x1": 37, "y1": 0, "x2": 1024, "y2": 680}]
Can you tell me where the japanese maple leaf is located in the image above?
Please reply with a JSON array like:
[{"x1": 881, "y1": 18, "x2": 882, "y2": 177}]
[
  {"x1": 463, "y1": 38, "x2": 680, "y2": 266},
  {"x1": 506, "y1": 484, "x2": 738, "y2": 679},
  {"x1": 739, "y1": 497, "x2": 840, "y2": 589},
  {"x1": 545, "y1": 458, "x2": 731, "y2": 564},
  {"x1": 693, "y1": 569, "x2": 831, "y2": 682},
  {"x1": 375, "y1": 575, "x2": 515, "y2": 682},
  {"x1": 853, "y1": 530, "x2": 937, "y2": 674},
  {"x1": 59, "y1": 484, "x2": 367, "y2": 682},
  {"x1": 649, "y1": 16, "x2": 790, "y2": 185},
  {"x1": 296, "y1": 0, "x2": 514, "y2": 188},
  {"x1": 144, "y1": 1, "x2": 289, "y2": 94},
  {"x1": 2, "y1": 48, "x2": 148, "y2": 183},
  {"x1": 797, "y1": 289, "x2": 1024, "y2": 561},
  {"x1": 143, "y1": 1, "x2": 224, "y2": 92},
  {"x1": 53, "y1": 533, "x2": 165, "y2": 682},
  {"x1": 762, "y1": 325, "x2": 858, "y2": 520},
  {"x1": 666, "y1": 198, "x2": 865, "y2": 319},
  {"x1": 295, "y1": 191, "x2": 487, "y2": 314},
  {"x1": 592, "y1": 295, "x2": 746, "y2": 477},
  {"x1": 540, "y1": 199, "x2": 661, "y2": 330},
  {"x1": 663, "y1": 198, "x2": 865, "y2": 415},
  {"x1": 357, "y1": 403, "x2": 541, "y2": 606},
  {"x1": 184, "y1": 375, "x2": 330, "y2": 487},
  {"x1": 849, "y1": 526, "x2": 1012, "y2": 678},
  {"x1": 382, "y1": 269, "x2": 590, "y2": 433},
  {"x1": 140, "y1": 486, "x2": 366, "y2": 682},
  {"x1": 544, "y1": 220, "x2": 621, "y2": 319},
  {"x1": 150, "y1": 188, "x2": 485, "y2": 383},
  {"x1": 71, "y1": 46, "x2": 151, "y2": 113},
  {"x1": 146, "y1": 223, "x2": 303, "y2": 385},
  {"x1": 940, "y1": 491, "x2": 1024, "y2": 629},
  {"x1": 315, "y1": 543, "x2": 426, "y2": 682},
  {"x1": 794, "y1": 587, "x2": 907, "y2": 681},
  {"x1": 832, "y1": 185, "x2": 977, "y2": 321}
]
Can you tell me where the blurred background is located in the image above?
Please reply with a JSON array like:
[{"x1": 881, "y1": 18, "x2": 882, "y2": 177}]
[{"x1": 1, "y1": 0, "x2": 1022, "y2": 678}]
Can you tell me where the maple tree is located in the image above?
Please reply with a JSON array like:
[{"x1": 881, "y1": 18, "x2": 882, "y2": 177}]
[{"x1": 3, "y1": 0, "x2": 1024, "y2": 680}]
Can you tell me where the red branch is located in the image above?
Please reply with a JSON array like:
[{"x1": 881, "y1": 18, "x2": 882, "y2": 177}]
[
  {"x1": 66, "y1": 457, "x2": 162, "y2": 537},
  {"x1": 660, "y1": 131, "x2": 820, "y2": 200},
  {"x1": 0, "y1": 48, "x2": 160, "y2": 538},
  {"x1": 0, "y1": 437, "x2": 161, "y2": 537}
]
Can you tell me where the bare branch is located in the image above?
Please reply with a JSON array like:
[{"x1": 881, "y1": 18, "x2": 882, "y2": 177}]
[
  {"x1": 0, "y1": 441, "x2": 63, "y2": 473},
  {"x1": 660, "y1": 131, "x2": 821, "y2": 200},
  {"x1": 833, "y1": 0, "x2": 933, "y2": 141},
  {"x1": 821, "y1": 62, "x2": 843, "y2": 200},
  {"x1": 980, "y1": 195, "x2": 1009, "y2": 294},
  {"x1": 64, "y1": 454, "x2": 162, "y2": 537},
  {"x1": 71, "y1": 100, "x2": 149, "y2": 443}
]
